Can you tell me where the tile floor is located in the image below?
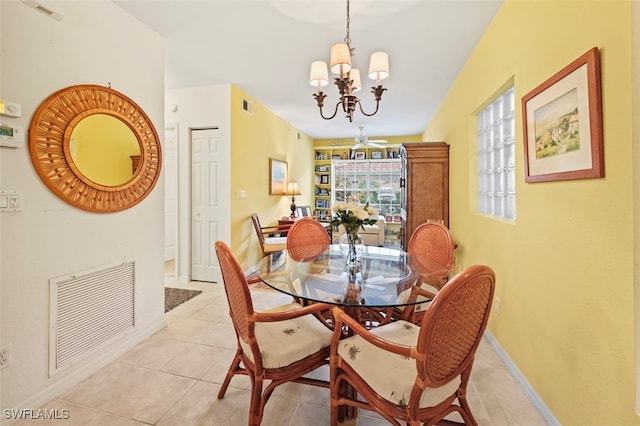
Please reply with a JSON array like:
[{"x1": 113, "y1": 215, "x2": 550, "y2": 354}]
[{"x1": 14, "y1": 268, "x2": 548, "y2": 425}]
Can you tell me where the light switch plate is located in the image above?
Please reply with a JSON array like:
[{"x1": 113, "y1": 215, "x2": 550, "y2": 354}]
[
  {"x1": 0, "y1": 190, "x2": 23, "y2": 212},
  {"x1": 0, "y1": 100, "x2": 22, "y2": 118}
]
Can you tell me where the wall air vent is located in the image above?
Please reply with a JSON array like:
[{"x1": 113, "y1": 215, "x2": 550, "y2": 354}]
[
  {"x1": 242, "y1": 98, "x2": 253, "y2": 115},
  {"x1": 21, "y1": 0, "x2": 64, "y2": 21},
  {"x1": 49, "y1": 262, "x2": 135, "y2": 376}
]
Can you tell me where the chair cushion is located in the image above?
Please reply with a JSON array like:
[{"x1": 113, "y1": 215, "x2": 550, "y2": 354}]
[
  {"x1": 337, "y1": 320, "x2": 459, "y2": 408},
  {"x1": 240, "y1": 303, "x2": 332, "y2": 369},
  {"x1": 264, "y1": 236, "x2": 287, "y2": 245},
  {"x1": 264, "y1": 236, "x2": 287, "y2": 252}
]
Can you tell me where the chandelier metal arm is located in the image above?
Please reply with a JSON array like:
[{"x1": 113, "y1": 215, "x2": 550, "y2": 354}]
[
  {"x1": 356, "y1": 85, "x2": 387, "y2": 117},
  {"x1": 313, "y1": 91, "x2": 341, "y2": 120},
  {"x1": 356, "y1": 99, "x2": 379, "y2": 118},
  {"x1": 314, "y1": 78, "x2": 387, "y2": 122}
]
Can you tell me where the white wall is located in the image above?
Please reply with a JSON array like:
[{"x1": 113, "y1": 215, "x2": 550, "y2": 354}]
[
  {"x1": 165, "y1": 85, "x2": 231, "y2": 283},
  {"x1": 0, "y1": 0, "x2": 165, "y2": 414}
]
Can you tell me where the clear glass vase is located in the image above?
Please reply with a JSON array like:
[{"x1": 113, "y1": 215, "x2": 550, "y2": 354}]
[{"x1": 339, "y1": 231, "x2": 364, "y2": 268}]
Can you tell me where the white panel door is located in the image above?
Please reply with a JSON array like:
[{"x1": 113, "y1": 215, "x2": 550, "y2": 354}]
[
  {"x1": 164, "y1": 124, "x2": 178, "y2": 263},
  {"x1": 191, "y1": 128, "x2": 221, "y2": 282}
]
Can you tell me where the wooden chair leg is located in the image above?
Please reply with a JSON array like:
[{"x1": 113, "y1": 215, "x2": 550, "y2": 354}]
[
  {"x1": 248, "y1": 376, "x2": 264, "y2": 426},
  {"x1": 456, "y1": 367, "x2": 478, "y2": 425},
  {"x1": 329, "y1": 359, "x2": 340, "y2": 426},
  {"x1": 217, "y1": 347, "x2": 242, "y2": 399}
]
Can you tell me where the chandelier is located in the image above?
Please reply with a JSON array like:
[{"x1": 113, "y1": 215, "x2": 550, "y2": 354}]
[{"x1": 309, "y1": 0, "x2": 389, "y2": 122}]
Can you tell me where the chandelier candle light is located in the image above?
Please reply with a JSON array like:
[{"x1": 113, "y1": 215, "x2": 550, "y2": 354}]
[{"x1": 309, "y1": 0, "x2": 389, "y2": 122}]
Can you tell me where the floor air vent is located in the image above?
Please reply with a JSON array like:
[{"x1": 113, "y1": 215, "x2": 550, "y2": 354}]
[{"x1": 49, "y1": 261, "x2": 135, "y2": 376}]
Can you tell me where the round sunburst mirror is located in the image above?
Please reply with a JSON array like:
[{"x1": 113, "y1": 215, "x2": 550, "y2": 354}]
[{"x1": 29, "y1": 84, "x2": 162, "y2": 212}]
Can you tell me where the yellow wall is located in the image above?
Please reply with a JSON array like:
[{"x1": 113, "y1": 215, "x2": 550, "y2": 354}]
[
  {"x1": 230, "y1": 86, "x2": 315, "y2": 268},
  {"x1": 423, "y1": 1, "x2": 635, "y2": 424}
]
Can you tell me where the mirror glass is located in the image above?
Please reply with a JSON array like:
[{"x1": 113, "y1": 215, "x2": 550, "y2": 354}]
[{"x1": 69, "y1": 114, "x2": 141, "y2": 186}]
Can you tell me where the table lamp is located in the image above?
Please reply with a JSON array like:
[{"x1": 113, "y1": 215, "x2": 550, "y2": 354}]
[{"x1": 287, "y1": 180, "x2": 301, "y2": 219}]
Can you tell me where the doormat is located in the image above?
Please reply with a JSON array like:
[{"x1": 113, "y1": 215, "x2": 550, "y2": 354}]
[{"x1": 165, "y1": 287, "x2": 202, "y2": 313}]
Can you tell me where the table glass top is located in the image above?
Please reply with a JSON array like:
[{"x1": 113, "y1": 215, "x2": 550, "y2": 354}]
[{"x1": 256, "y1": 245, "x2": 449, "y2": 307}]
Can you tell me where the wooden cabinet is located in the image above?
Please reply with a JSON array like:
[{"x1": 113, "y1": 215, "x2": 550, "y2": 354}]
[{"x1": 399, "y1": 142, "x2": 450, "y2": 249}]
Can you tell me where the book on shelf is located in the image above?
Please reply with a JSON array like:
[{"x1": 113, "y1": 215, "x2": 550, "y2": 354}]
[{"x1": 315, "y1": 199, "x2": 330, "y2": 208}]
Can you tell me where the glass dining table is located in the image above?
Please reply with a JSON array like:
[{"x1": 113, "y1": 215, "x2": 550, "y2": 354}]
[
  {"x1": 255, "y1": 244, "x2": 451, "y2": 325},
  {"x1": 256, "y1": 244, "x2": 451, "y2": 421}
]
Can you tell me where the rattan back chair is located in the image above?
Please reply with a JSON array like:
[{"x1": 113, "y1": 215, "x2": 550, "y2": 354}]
[
  {"x1": 286, "y1": 218, "x2": 331, "y2": 261},
  {"x1": 398, "y1": 221, "x2": 456, "y2": 324},
  {"x1": 214, "y1": 241, "x2": 333, "y2": 426},
  {"x1": 407, "y1": 221, "x2": 455, "y2": 286},
  {"x1": 329, "y1": 265, "x2": 495, "y2": 426}
]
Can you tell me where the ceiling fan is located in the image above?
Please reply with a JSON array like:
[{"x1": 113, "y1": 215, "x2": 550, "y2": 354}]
[{"x1": 352, "y1": 126, "x2": 388, "y2": 150}]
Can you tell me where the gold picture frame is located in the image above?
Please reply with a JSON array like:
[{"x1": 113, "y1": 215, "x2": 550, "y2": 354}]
[{"x1": 522, "y1": 47, "x2": 603, "y2": 183}]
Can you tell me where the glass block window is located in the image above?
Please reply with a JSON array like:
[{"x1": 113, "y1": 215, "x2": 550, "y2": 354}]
[{"x1": 478, "y1": 86, "x2": 516, "y2": 220}]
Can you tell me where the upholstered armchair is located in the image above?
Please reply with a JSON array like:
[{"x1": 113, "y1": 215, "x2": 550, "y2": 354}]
[{"x1": 333, "y1": 216, "x2": 386, "y2": 246}]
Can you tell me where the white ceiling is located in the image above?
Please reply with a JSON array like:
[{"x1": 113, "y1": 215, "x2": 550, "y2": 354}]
[{"x1": 114, "y1": 0, "x2": 503, "y2": 140}]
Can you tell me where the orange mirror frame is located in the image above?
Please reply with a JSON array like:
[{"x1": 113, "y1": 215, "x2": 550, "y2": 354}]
[{"x1": 29, "y1": 84, "x2": 162, "y2": 212}]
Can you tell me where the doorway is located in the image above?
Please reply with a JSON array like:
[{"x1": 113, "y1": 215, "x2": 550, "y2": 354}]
[{"x1": 190, "y1": 127, "x2": 225, "y2": 282}]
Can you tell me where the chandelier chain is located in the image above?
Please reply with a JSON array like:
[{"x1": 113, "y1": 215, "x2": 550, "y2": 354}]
[{"x1": 344, "y1": 0, "x2": 351, "y2": 49}]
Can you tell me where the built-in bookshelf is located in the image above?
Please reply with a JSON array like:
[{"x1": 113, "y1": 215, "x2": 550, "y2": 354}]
[{"x1": 313, "y1": 145, "x2": 401, "y2": 222}]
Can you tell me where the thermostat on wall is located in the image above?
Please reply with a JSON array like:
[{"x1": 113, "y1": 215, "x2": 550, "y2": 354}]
[{"x1": 0, "y1": 124, "x2": 25, "y2": 148}]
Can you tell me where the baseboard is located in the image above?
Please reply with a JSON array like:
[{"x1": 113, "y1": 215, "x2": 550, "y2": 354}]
[
  {"x1": 2, "y1": 318, "x2": 167, "y2": 426},
  {"x1": 483, "y1": 330, "x2": 561, "y2": 426}
]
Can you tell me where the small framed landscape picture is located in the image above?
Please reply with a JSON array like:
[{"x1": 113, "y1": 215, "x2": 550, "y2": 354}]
[
  {"x1": 269, "y1": 158, "x2": 287, "y2": 195},
  {"x1": 371, "y1": 151, "x2": 383, "y2": 159},
  {"x1": 522, "y1": 47, "x2": 604, "y2": 183},
  {"x1": 355, "y1": 151, "x2": 366, "y2": 160}
]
